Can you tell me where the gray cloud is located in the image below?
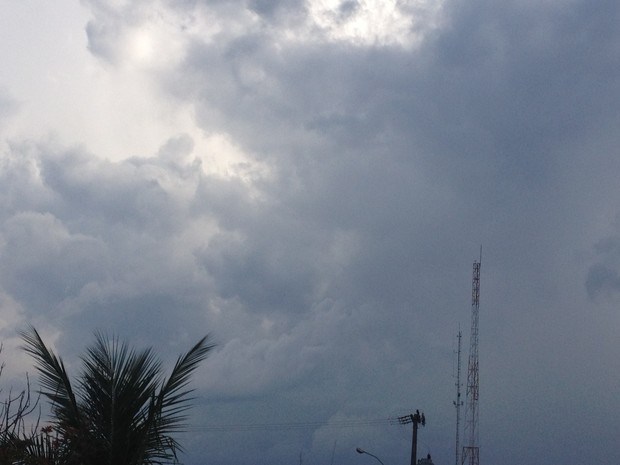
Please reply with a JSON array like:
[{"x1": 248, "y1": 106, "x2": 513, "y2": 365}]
[
  {"x1": 2, "y1": 1, "x2": 620, "y2": 465},
  {"x1": 0, "y1": 88, "x2": 17, "y2": 123},
  {"x1": 586, "y1": 263, "x2": 620, "y2": 300},
  {"x1": 586, "y1": 236, "x2": 620, "y2": 300}
]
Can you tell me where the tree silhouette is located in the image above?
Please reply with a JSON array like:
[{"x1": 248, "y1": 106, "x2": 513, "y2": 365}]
[
  {"x1": 21, "y1": 326, "x2": 213, "y2": 465},
  {"x1": 0, "y1": 346, "x2": 41, "y2": 465}
]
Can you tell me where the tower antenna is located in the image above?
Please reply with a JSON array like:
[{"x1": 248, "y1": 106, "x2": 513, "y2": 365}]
[
  {"x1": 454, "y1": 330, "x2": 463, "y2": 465},
  {"x1": 462, "y1": 253, "x2": 481, "y2": 465}
]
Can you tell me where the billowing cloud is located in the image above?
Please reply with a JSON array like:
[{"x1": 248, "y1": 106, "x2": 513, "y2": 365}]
[{"x1": 1, "y1": 1, "x2": 620, "y2": 465}]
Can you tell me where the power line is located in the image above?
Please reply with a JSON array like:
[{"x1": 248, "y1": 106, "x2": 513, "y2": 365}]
[{"x1": 186, "y1": 417, "x2": 396, "y2": 433}]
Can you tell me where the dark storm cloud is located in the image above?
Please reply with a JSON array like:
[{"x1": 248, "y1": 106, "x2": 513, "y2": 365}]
[
  {"x1": 0, "y1": 137, "x2": 365, "y2": 358},
  {"x1": 197, "y1": 0, "x2": 620, "y2": 183},
  {"x1": 0, "y1": 211, "x2": 108, "y2": 313},
  {"x1": 2, "y1": 0, "x2": 620, "y2": 465},
  {"x1": 167, "y1": 0, "x2": 620, "y2": 311},
  {"x1": 424, "y1": 0, "x2": 620, "y2": 161},
  {"x1": 39, "y1": 151, "x2": 181, "y2": 233},
  {"x1": 0, "y1": 141, "x2": 222, "y2": 349},
  {"x1": 159, "y1": 1, "x2": 620, "y2": 464}
]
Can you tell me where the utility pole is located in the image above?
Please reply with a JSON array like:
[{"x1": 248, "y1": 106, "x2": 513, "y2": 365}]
[
  {"x1": 462, "y1": 252, "x2": 481, "y2": 465},
  {"x1": 398, "y1": 410, "x2": 425, "y2": 465}
]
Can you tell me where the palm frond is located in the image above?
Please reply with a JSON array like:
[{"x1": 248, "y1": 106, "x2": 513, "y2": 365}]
[
  {"x1": 22, "y1": 328, "x2": 213, "y2": 465},
  {"x1": 158, "y1": 336, "x2": 214, "y2": 425},
  {"x1": 140, "y1": 336, "x2": 213, "y2": 462},
  {"x1": 79, "y1": 332, "x2": 164, "y2": 464},
  {"x1": 20, "y1": 326, "x2": 81, "y2": 431}
]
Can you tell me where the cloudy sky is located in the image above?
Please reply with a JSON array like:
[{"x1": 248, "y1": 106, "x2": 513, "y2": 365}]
[{"x1": 1, "y1": 0, "x2": 620, "y2": 464}]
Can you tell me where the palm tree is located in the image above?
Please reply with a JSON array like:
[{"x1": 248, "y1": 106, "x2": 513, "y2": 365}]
[{"x1": 21, "y1": 326, "x2": 214, "y2": 465}]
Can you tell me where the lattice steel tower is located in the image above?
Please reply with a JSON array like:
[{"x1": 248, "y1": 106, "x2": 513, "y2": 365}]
[
  {"x1": 454, "y1": 330, "x2": 463, "y2": 465},
  {"x1": 462, "y1": 255, "x2": 481, "y2": 465}
]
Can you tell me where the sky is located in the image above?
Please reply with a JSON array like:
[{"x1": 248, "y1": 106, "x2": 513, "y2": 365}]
[{"x1": 1, "y1": 0, "x2": 620, "y2": 464}]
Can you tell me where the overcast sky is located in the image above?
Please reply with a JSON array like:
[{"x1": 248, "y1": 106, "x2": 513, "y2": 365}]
[{"x1": 1, "y1": 0, "x2": 620, "y2": 464}]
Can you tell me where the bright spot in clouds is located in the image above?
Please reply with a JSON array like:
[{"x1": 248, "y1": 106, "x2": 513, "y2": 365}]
[
  {"x1": 128, "y1": 29, "x2": 155, "y2": 63},
  {"x1": 307, "y1": 0, "x2": 444, "y2": 46}
]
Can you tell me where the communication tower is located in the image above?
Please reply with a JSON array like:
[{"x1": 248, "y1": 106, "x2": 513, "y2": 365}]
[
  {"x1": 462, "y1": 254, "x2": 481, "y2": 465},
  {"x1": 453, "y1": 330, "x2": 463, "y2": 465}
]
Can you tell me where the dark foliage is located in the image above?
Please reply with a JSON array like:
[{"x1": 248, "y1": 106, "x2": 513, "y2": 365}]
[{"x1": 21, "y1": 327, "x2": 213, "y2": 465}]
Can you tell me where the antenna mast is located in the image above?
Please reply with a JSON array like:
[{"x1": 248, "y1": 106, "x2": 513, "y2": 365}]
[
  {"x1": 462, "y1": 253, "x2": 481, "y2": 465},
  {"x1": 454, "y1": 330, "x2": 463, "y2": 465}
]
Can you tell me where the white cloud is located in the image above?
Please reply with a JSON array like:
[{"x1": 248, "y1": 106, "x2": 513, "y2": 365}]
[{"x1": 306, "y1": 0, "x2": 445, "y2": 47}]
